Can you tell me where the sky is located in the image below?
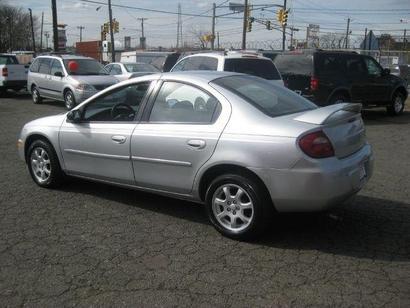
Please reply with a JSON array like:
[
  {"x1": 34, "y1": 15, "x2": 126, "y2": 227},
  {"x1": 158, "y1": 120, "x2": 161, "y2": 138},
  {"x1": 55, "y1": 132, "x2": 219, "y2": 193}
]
[{"x1": 10, "y1": 0, "x2": 410, "y2": 50}]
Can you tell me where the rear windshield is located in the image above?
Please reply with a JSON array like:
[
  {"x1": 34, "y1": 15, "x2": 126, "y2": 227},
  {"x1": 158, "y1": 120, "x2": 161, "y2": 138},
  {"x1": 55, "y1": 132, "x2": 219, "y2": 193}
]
[
  {"x1": 224, "y1": 58, "x2": 281, "y2": 80},
  {"x1": 63, "y1": 59, "x2": 108, "y2": 75},
  {"x1": 0, "y1": 56, "x2": 18, "y2": 65},
  {"x1": 213, "y1": 75, "x2": 316, "y2": 117},
  {"x1": 274, "y1": 54, "x2": 313, "y2": 75},
  {"x1": 124, "y1": 63, "x2": 159, "y2": 73}
]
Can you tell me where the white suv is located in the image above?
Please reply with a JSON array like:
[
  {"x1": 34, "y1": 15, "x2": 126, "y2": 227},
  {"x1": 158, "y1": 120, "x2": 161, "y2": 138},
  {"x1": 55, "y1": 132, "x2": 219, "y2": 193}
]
[{"x1": 171, "y1": 51, "x2": 283, "y2": 86}]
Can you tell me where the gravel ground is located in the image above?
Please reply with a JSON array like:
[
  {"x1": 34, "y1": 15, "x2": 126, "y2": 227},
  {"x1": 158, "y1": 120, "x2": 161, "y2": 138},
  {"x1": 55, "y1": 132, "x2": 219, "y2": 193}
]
[{"x1": 0, "y1": 93, "x2": 409, "y2": 307}]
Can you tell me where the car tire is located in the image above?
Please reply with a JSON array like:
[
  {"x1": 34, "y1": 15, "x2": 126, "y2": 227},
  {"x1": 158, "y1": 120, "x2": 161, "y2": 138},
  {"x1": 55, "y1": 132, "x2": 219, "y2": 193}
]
[
  {"x1": 205, "y1": 173, "x2": 274, "y2": 240},
  {"x1": 387, "y1": 92, "x2": 405, "y2": 116},
  {"x1": 64, "y1": 90, "x2": 76, "y2": 110},
  {"x1": 27, "y1": 139, "x2": 64, "y2": 188},
  {"x1": 329, "y1": 93, "x2": 349, "y2": 105},
  {"x1": 32, "y1": 86, "x2": 42, "y2": 104}
]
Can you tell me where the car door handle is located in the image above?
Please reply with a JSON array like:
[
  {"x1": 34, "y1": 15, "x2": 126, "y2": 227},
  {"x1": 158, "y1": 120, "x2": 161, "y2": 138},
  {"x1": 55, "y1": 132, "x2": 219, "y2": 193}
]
[
  {"x1": 187, "y1": 139, "x2": 206, "y2": 149},
  {"x1": 111, "y1": 135, "x2": 127, "y2": 144}
]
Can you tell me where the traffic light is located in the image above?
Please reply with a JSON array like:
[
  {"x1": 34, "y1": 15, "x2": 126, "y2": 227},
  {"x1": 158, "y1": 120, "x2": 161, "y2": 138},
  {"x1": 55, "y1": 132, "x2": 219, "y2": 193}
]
[
  {"x1": 276, "y1": 9, "x2": 284, "y2": 24},
  {"x1": 247, "y1": 17, "x2": 254, "y2": 32},
  {"x1": 103, "y1": 22, "x2": 109, "y2": 33},
  {"x1": 266, "y1": 20, "x2": 271, "y2": 30},
  {"x1": 112, "y1": 19, "x2": 119, "y2": 33},
  {"x1": 101, "y1": 25, "x2": 107, "y2": 41},
  {"x1": 282, "y1": 9, "x2": 289, "y2": 27}
]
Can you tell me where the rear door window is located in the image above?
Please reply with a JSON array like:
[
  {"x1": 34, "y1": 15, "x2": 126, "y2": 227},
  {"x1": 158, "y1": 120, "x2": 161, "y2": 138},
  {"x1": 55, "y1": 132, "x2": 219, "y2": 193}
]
[
  {"x1": 315, "y1": 54, "x2": 344, "y2": 75},
  {"x1": 0, "y1": 56, "x2": 18, "y2": 65},
  {"x1": 274, "y1": 55, "x2": 313, "y2": 75},
  {"x1": 224, "y1": 58, "x2": 281, "y2": 80},
  {"x1": 345, "y1": 55, "x2": 367, "y2": 76}
]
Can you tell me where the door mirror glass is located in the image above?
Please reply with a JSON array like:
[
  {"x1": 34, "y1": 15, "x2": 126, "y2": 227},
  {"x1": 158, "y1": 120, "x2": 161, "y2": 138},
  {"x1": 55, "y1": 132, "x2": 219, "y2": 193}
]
[
  {"x1": 67, "y1": 109, "x2": 82, "y2": 122},
  {"x1": 54, "y1": 71, "x2": 64, "y2": 77}
]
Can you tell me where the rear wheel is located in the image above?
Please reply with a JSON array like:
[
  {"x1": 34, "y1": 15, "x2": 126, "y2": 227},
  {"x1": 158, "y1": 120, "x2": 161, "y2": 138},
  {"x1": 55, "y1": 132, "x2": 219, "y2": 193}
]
[
  {"x1": 32, "y1": 86, "x2": 42, "y2": 104},
  {"x1": 329, "y1": 93, "x2": 349, "y2": 105},
  {"x1": 64, "y1": 90, "x2": 76, "y2": 110},
  {"x1": 205, "y1": 174, "x2": 274, "y2": 240},
  {"x1": 387, "y1": 92, "x2": 405, "y2": 116},
  {"x1": 27, "y1": 140, "x2": 64, "y2": 188}
]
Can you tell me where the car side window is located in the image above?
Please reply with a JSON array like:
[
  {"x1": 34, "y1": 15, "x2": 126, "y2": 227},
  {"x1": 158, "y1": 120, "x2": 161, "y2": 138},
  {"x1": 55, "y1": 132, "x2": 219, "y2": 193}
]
[
  {"x1": 198, "y1": 57, "x2": 218, "y2": 70},
  {"x1": 105, "y1": 65, "x2": 112, "y2": 73},
  {"x1": 345, "y1": 56, "x2": 367, "y2": 76},
  {"x1": 110, "y1": 64, "x2": 122, "y2": 75},
  {"x1": 50, "y1": 60, "x2": 64, "y2": 76},
  {"x1": 364, "y1": 57, "x2": 382, "y2": 76},
  {"x1": 82, "y1": 82, "x2": 151, "y2": 122},
  {"x1": 38, "y1": 58, "x2": 52, "y2": 74},
  {"x1": 149, "y1": 81, "x2": 219, "y2": 124},
  {"x1": 172, "y1": 59, "x2": 187, "y2": 72},
  {"x1": 29, "y1": 58, "x2": 40, "y2": 72}
]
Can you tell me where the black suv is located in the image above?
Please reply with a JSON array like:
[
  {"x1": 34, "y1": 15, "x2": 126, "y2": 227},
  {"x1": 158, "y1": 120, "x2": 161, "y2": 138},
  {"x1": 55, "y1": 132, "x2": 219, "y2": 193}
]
[{"x1": 274, "y1": 50, "x2": 408, "y2": 115}]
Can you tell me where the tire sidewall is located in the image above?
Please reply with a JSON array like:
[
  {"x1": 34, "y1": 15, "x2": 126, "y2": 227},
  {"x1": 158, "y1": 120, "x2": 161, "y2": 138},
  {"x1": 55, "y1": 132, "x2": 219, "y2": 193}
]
[
  {"x1": 32, "y1": 86, "x2": 41, "y2": 104},
  {"x1": 205, "y1": 174, "x2": 268, "y2": 240},
  {"x1": 27, "y1": 140, "x2": 62, "y2": 188},
  {"x1": 389, "y1": 92, "x2": 404, "y2": 115},
  {"x1": 64, "y1": 90, "x2": 76, "y2": 110},
  {"x1": 330, "y1": 94, "x2": 348, "y2": 105}
]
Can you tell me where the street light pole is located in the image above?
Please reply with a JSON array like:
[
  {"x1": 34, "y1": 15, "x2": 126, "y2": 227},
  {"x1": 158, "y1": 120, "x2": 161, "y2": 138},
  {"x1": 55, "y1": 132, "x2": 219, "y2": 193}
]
[
  {"x1": 108, "y1": 0, "x2": 115, "y2": 62},
  {"x1": 51, "y1": 0, "x2": 59, "y2": 51},
  {"x1": 282, "y1": 0, "x2": 287, "y2": 51}
]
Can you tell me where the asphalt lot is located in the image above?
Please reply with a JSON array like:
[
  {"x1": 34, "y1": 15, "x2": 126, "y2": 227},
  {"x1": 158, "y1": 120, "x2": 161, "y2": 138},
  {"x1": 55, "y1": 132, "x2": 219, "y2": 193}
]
[{"x1": 1, "y1": 92, "x2": 409, "y2": 307}]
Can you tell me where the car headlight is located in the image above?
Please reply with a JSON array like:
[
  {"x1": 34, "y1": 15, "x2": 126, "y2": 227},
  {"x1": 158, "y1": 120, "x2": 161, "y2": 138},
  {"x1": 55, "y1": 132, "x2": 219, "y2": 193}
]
[{"x1": 76, "y1": 83, "x2": 95, "y2": 91}]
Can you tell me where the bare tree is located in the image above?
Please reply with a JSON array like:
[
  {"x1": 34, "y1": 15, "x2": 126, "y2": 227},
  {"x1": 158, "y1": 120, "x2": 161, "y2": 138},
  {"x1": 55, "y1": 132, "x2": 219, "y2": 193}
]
[
  {"x1": 189, "y1": 26, "x2": 210, "y2": 49},
  {"x1": 0, "y1": 1, "x2": 39, "y2": 52},
  {"x1": 319, "y1": 33, "x2": 345, "y2": 49}
]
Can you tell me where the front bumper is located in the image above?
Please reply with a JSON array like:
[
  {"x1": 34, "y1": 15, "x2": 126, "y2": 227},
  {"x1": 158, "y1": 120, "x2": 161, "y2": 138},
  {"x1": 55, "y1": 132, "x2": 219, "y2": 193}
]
[{"x1": 250, "y1": 143, "x2": 374, "y2": 212}]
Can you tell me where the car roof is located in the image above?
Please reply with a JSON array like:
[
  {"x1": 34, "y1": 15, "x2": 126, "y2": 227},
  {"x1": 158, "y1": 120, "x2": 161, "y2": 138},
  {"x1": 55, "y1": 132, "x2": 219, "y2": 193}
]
[
  {"x1": 183, "y1": 52, "x2": 272, "y2": 61},
  {"x1": 35, "y1": 54, "x2": 94, "y2": 60}
]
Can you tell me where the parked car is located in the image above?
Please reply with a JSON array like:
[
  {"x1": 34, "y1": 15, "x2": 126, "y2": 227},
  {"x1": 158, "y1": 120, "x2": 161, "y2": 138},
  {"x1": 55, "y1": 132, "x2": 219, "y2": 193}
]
[
  {"x1": 0, "y1": 53, "x2": 27, "y2": 95},
  {"x1": 28, "y1": 54, "x2": 118, "y2": 109},
  {"x1": 273, "y1": 50, "x2": 408, "y2": 115},
  {"x1": 120, "y1": 51, "x2": 181, "y2": 72},
  {"x1": 18, "y1": 71, "x2": 373, "y2": 240},
  {"x1": 104, "y1": 62, "x2": 160, "y2": 81},
  {"x1": 389, "y1": 64, "x2": 410, "y2": 84},
  {"x1": 171, "y1": 51, "x2": 284, "y2": 86}
]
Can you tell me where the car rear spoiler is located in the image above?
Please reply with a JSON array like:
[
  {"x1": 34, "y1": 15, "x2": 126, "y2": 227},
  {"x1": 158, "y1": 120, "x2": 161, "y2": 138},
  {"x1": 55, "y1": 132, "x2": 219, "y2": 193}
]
[{"x1": 294, "y1": 103, "x2": 362, "y2": 125}]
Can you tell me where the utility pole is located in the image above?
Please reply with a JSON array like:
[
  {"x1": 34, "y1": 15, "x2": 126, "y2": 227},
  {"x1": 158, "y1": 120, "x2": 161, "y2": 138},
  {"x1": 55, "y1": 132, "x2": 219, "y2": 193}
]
[
  {"x1": 176, "y1": 3, "x2": 182, "y2": 49},
  {"x1": 241, "y1": 0, "x2": 248, "y2": 50},
  {"x1": 217, "y1": 31, "x2": 220, "y2": 49},
  {"x1": 364, "y1": 28, "x2": 367, "y2": 52},
  {"x1": 77, "y1": 26, "x2": 85, "y2": 42},
  {"x1": 28, "y1": 8, "x2": 36, "y2": 54},
  {"x1": 108, "y1": 0, "x2": 115, "y2": 62},
  {"x1": 138, "y1": 18, "x2": 147, "y2": 49},
  {"x1": 345, "y1": 17, "x2": 351, "y2": 49},
  {"x1": 40, "y1": 12, "x2": 44, "y2": 52},
  {"x1": 45, "y1": 32, "x2": 50, "y2": 50},
  {"x1": 282, "y1": 0, "x2": 287, "y2": 51},
  {"x1": 403, "y1": 29, "x2": 407, "y2": 51},
  {"x1": 368, "y1": 30, "x2": 372, "y2": 50},
  {"x1": 51, "y1": 0, "x2": 58, "y2": 51},
  {"x1": 211, "y1": 3, "x2": 216, "y2": 50},
  {"x1": 289, "y1": 27, "x2": 299, "y2": 50}
]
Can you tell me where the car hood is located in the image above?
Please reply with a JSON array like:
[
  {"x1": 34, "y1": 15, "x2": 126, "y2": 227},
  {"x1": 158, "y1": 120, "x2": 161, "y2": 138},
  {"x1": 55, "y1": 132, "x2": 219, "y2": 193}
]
[
  {"x1": 69, "y1": 75, "x2": 118, "y2": 85},
  {"x1": 24, "y1": 113, "x2": 67, "y2": 128}
]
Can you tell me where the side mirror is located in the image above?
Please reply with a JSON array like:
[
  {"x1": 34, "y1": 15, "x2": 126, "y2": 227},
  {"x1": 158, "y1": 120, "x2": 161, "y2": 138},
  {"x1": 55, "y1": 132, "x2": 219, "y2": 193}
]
[
  {"x1": 66, "y1": 109, "x2": 82, "y2": 123},
  {"x1": 382, "y1": 68, "x2": 390, "y2": 76},
  {"x1": 54, "y1": 71, "x2": 64, "y2": 77}
]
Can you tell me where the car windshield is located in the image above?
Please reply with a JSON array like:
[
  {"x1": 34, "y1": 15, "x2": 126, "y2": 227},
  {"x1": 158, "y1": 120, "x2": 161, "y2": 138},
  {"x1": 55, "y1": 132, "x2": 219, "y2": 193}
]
[
  {"x1": 124, "y1": 63, "x2": 160, "y2": 73},
  {"x1": 224, "y1": 58, "x2": 281, "y2": 80},
  {"x1": 213, "y1": 75, "x2": 317, "y2": 117},
  {"x1": 63, "y1": 59, "x2": 108, "y2": 75},
  {"x1": 0, "y1": 56, "x2": 18, "y2": 65}
]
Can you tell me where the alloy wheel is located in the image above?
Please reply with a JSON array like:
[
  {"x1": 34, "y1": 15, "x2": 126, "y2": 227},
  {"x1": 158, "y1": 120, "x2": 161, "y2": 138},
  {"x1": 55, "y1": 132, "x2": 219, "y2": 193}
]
[
  {"x1": 65, "y1": 91, "x2": 75, "y2": 109},
  {"x1": 30, "y1": 147, "x2": 51, "y2": 183},
  {"x1": 394, "y1": 96, "x2": 403, "y2": 114},
  {"x1": 212, "y1": 184, "x2": 254, "y2": 232}
]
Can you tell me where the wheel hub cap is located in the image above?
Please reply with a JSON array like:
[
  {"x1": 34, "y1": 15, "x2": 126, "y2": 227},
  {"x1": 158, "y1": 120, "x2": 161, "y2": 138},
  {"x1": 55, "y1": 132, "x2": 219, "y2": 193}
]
[
  {"x1": 30, "y1": 147, "x2": 51, "y2": 183},
  {"x1": 212, "y1": 184, "x2": 254, "y2": 232}
]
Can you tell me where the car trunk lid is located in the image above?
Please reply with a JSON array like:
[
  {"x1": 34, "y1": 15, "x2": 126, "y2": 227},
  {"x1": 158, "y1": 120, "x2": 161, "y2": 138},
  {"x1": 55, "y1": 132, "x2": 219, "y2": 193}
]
[{"x1": 294, "y1": 103, "x2": 366, "y2": 158}]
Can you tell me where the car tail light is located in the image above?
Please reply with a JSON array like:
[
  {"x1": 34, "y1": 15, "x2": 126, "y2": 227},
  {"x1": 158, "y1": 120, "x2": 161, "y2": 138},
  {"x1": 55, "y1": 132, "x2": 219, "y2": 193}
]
[
  {"x1": 299, "y1": 131, "x2": 334, "y2": 158},
  {"x1": 2, "y1": 67, "x2": 8, "y2": 77},
  {"x1": 310, "y1": 76, "x2": 319, "y2": 91}
]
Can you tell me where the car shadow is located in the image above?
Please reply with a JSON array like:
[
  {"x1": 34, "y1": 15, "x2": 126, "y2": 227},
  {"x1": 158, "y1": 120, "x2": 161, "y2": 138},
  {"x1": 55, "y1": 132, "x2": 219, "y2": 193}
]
[
  {"x1": 362, "y1": 109, "x2": 410, "y2": 125},
  {"x1": 60, "y1": 179, "x2": 410, "y2": 262}
]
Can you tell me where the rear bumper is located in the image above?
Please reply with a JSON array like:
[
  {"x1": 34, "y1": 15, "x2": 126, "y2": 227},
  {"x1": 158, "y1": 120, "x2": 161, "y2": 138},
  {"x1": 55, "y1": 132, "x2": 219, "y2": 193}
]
[
  {"x1": 250, "y1": 143, "x2": 374, "y2": 212},
  {"x1": 0, "y1": 80, "x2": 27, "y2": 89}
]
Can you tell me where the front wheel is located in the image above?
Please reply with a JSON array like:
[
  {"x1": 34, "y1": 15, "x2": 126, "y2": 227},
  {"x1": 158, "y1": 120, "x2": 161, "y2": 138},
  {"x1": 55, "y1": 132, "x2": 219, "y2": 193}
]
[
  {"x1": 64, "y1": 90, "x2": 76, "y2": 110},
  {"x1": 32, "y1": 86, "x2": 42, "y2": 104},
  {"x1": 27, "y1": 140, "x2": 64, "y2": 188},
  {"x1": 205, "y1": 174, "x2": 274, "y2": 240},
  {"x1": 387, "y1": 92, "x2": 405, "y2": 116}
]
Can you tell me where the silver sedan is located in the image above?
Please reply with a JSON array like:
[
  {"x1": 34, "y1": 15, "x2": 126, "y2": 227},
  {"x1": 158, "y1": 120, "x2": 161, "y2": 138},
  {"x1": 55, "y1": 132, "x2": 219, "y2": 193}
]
[{"x1": 17, "y1": 71, "x2": 374, "y2": 239}]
